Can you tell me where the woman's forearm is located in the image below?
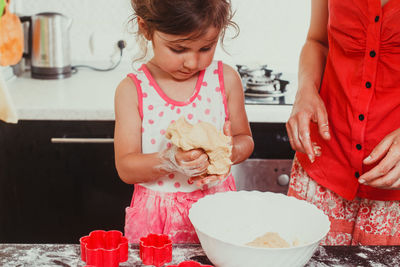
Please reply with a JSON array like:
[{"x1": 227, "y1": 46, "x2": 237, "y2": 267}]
[{"x1": 298, "y1": 39, "x2": 329, "y2": 96}]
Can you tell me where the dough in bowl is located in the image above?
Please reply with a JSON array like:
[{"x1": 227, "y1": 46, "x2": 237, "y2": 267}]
[
  {"x1": 165, "y1": 117, "x2": 232, "y2": 175},
  {"x1": 246, "y1": 232, "x2": 290, "y2": 248}
]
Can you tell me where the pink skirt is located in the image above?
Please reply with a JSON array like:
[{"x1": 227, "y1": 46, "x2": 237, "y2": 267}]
[
  {"x1": 288, "y1": 157, "x2": 400, "y2": 245},
  {"x1": 124, "y1": 174, "x2": 236, "y2": 244}
]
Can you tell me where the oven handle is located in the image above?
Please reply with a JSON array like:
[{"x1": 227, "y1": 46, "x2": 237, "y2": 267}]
[{"x1": 51, "y1": 137, "x2": 114, "y2": 144}]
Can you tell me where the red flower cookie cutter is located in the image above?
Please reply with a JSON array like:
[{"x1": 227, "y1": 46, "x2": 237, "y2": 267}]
[
  {"x1": 139, "y1": 234, "x2": 172, "y2": 267},
  {"x1": 166, "y1": 261, "x2": 213, "y2": 267},
  {"x1": 80, "y1": 230, "x2": 129, "y2": 267}
]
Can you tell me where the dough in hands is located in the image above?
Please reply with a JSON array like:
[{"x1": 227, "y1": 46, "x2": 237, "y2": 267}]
[{"x1": 165, "y1": 117, "x2": 232, "y2": 175}]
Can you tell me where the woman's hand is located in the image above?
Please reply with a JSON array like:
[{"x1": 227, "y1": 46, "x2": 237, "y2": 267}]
[
  {"x1": 286, "y1": 87, "x2": 330, "y2": 163},
  {"x1": 189, "y1": 120, "x2": 233, "y2": 187},
  {"x1": 358, "y1": 128, "x2": 400, "y2": 189}
]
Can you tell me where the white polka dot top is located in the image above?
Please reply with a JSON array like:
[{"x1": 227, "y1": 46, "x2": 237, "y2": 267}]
[{"x1": 127, "y1": 61, "x2": 230, "y2": 192}]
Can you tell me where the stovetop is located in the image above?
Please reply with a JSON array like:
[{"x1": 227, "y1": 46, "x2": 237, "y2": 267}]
[{"x1": 237, "y1": 65, "x2": 297, "y2": 106}]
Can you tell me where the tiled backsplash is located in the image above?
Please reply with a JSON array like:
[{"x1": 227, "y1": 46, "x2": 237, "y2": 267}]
[{"x1": 14, "y1": 0, "x2": 310, "y2": 72}]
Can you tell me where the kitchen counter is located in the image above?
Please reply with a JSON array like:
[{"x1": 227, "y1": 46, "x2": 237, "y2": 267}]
[
  {"x1": 1, "y1": 243, "x2": 399, "y2": 267},
  {"x1": 6, "y1": 65, "x2": 293, "y2": 123}
]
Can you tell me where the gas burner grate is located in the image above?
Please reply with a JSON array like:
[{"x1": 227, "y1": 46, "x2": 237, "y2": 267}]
[{"x1": 236, "y1": 64, "x2": 294, "y2": 105}]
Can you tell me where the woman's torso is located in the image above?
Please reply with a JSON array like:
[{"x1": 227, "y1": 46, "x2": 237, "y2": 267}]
[
  {"x1": 297, "y1": 0, "x2": 400, "y2": 200},
  {"x1": 129, "y1": 60, "x2": 229, "y2": 192}
]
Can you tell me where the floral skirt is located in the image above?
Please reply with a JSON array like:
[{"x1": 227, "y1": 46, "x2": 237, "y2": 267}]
[{"x1": 288, "y1": 157, "x2": 400, "y2": 245}]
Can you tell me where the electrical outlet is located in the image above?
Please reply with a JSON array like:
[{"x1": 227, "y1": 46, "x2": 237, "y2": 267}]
[{"x1": 88, "y1": 31, "x2": 116, "y2": 57}]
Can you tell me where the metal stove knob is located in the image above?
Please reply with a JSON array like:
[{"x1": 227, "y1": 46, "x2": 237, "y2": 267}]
[{"x1": 277, "y1": 174, "x2": 290, "y2": 186}]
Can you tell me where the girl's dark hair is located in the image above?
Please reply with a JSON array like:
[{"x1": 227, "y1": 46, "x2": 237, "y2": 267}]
[{"x1": 130, "y1": 0, "x2": 238, "y2": 61}]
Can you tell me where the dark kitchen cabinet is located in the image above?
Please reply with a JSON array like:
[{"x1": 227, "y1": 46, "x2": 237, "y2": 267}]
[
  {"x1": 250, "y1": 122, "x2": 295, "y2": 159},
  {"x1": 0, "y1": 120, "x2": 132, "y2": 244},
  {"x1": 0, "y1": 120, "x2": 293, "y2": 244}
]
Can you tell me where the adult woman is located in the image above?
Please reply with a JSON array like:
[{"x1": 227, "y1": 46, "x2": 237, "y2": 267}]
[{"x1": 286, "y1": 0, "x2": 400, "y2": 245}]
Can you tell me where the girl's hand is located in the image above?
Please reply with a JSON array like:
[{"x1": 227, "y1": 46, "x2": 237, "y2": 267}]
[
  {"x1": 286, "y1": 88, "x2": 330, "y2": 163},
  {"x1": 189, "y1": 120, "x2": 233, "y2": 187},
  {"x1": 159, "y1": 146, "x2": 209, "y2": 177},
  {"x1": 175, "y1": 148, "x2": 209, "y2": 176},
  {"x1": 189, "y1": 168, "x2": 231, "y2": 187},
  {"x1": 358, "y1": 128, "x2": 400, "y2": 189}
]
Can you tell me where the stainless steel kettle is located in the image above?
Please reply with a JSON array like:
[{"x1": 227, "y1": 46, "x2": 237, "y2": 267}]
[{"x1": 21, "y1": 12, "x2": 72, "y2": 79}]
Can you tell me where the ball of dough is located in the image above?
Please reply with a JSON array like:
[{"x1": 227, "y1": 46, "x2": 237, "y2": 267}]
[{"x1": 165, "y1": 117, "x2": 232, "y2": 175}]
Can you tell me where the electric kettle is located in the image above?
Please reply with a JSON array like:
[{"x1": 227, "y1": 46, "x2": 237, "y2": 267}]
[{"x1": 21, "y1": 12, "x2": 72, "y2": 79}]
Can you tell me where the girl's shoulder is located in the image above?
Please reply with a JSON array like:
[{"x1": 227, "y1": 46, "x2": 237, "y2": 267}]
[
  {"x1": 220, "y1": 62, "x2": 239, "y2": 80},
  {"x1": 116, "y1": 75, "x2": 138, "y2": 95},
  {"x1": 212, "y1": 60, "x2": 237, "y2": 75},
  {"x1": 115, "y1": 75, "x2": 140, "y2": 109},
  {"x1": 219, "y1": 62, "x2": 243, "y2": 96}
]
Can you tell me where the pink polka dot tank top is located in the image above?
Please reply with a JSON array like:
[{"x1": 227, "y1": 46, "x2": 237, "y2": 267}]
[{"x1": 127, "y1": 61, "x2": 230, "y2": 192}]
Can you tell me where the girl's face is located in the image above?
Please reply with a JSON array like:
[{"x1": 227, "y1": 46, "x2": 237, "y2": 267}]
[{"x1": 149, "y1": 27, "x2": 220, "y2": 81}]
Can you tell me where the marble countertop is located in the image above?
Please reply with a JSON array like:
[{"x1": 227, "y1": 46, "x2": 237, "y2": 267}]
[
  {"x1": 6, "y1": 64, "x2": 293, "y2": 123},
  {"x1": 1, "y1": 243, "x2": 400, "y2": 267}
]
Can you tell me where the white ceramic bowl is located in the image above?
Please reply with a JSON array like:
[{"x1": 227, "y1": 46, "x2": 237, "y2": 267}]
[{"x1": 189, "y1": 191, "x2": 330, "y2": 267}]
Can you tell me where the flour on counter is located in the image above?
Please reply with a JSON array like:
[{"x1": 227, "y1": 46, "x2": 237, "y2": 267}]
[
  {"x1": 356, "y1": 252, "x2": 368, "y2": 259},
  {"x1": 307, "y1": 246, "x2": 400, "y2": 267},
  {"x1": 2, "y1": 243, "x2": 400, "y2": 267},
  {"x1": 0, "y1": 244, "x2": 81, "y2": 266}
]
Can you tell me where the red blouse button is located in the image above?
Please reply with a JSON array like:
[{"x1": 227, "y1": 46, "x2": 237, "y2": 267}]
[{"x1": 369, "y1": 50, "x2": 376, "y2": 57}]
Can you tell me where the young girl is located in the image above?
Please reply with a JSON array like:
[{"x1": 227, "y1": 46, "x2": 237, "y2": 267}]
[{"x1": 114, "y1": 0, "x2": 254, "y2": 244}]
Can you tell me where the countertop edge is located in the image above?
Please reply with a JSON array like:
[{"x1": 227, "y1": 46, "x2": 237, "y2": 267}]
[{"x1": 14, "y1": 105, "x2": 292, "y2": 123}]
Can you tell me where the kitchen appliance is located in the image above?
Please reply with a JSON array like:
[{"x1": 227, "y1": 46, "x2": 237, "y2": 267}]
[
  {"x1": 21, "y1": 12, "x2": 72, "y2": 79},
  {"x1": 232, "y1": 64, "x2": 296, "y2": 194},
  {"x1": 231, "y1": 122, "x2": 294, "y2": 195},
  {"x1": 231, "y1": 159, "x2": 292, "y2": 194},
  {"x1": 237, "y1": 64, "x2": 296, "y2": 105}
]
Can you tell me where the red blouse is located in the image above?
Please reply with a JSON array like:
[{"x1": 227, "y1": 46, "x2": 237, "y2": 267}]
[{"x1": 296, "y1": 0, "x2": 400, "y2": 201}]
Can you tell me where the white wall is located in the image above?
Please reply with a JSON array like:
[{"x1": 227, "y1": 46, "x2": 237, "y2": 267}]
[{"x1": 15, "y1": 0, "x2": 310, "y2": 73}]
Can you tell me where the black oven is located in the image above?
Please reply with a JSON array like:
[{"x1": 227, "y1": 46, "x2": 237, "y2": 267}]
[
  {"x1": 232, "y1": 123, "x2": 295, "y2": 195},
  {"x1": 232, "y1": 64, "x2": 296, "y2": 195}
]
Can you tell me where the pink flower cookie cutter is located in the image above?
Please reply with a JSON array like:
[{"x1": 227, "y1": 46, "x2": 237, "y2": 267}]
[
  {"x1": 139, "y1": 234, "x2": 173, "y2": 267},
  {"x1": 79, "y1": 230, "x2": 129, "y2": 267},
  {"x1": 166, "y1": 261, "x2": 213, "y2": 267}
]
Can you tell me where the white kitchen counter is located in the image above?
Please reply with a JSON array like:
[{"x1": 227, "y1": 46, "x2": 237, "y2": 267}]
[{"x1": 6, "y1": 64, "x2": 293, "y2": 123}]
